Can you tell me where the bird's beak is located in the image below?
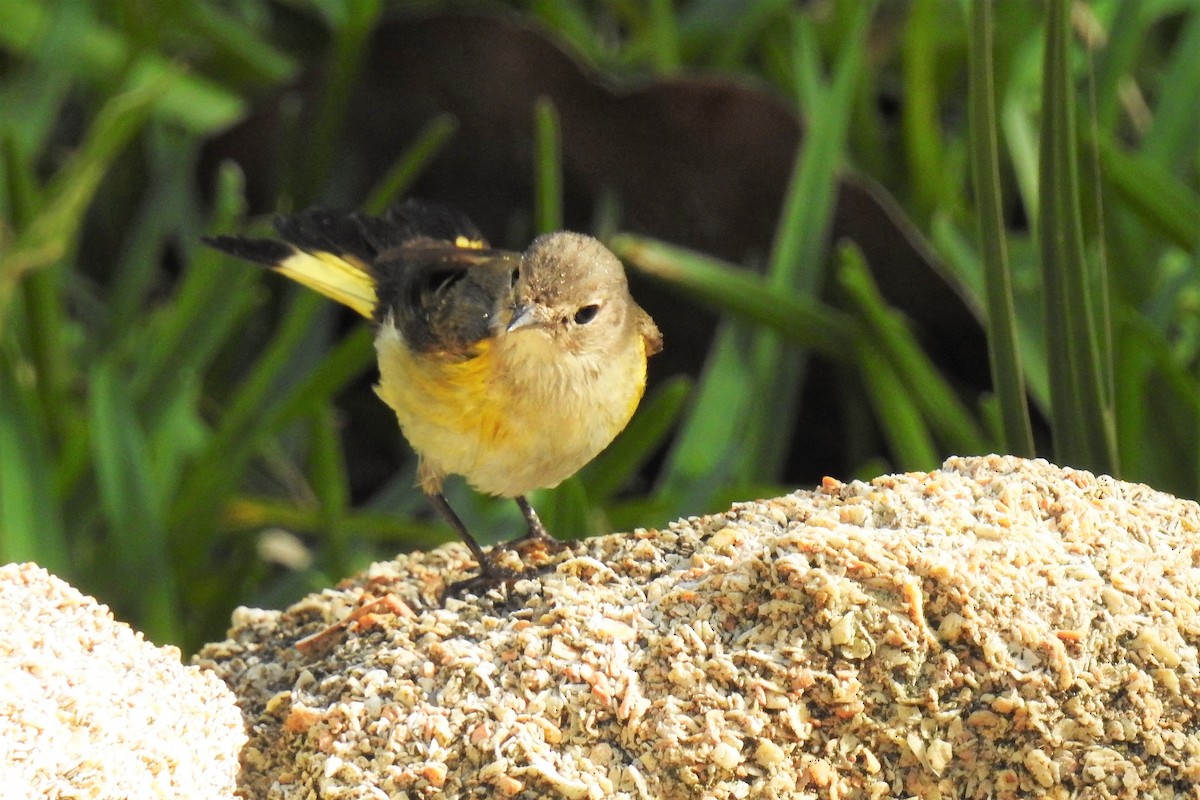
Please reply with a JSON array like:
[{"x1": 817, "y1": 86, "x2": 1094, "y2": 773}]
[{"x1": 506, "y1": 304, "x2": 540, "y2": 333}]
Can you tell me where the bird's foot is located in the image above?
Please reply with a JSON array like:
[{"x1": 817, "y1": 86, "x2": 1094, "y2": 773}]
[{"x1": 441, "y1": 556, "x2": 555, "y2": 601}]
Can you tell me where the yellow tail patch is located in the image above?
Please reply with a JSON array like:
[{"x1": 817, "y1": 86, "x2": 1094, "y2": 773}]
[
  {"x1": 454, "y1": 235, "x2": 486, "y2": 250},
  {"x1": 275, "y1": 249, "x2": 377, "y2": 319}
]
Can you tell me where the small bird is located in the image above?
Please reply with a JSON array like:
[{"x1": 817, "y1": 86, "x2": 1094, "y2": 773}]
[{"x1": 205, "y1": 200, "x2": 661, "y2": 587}]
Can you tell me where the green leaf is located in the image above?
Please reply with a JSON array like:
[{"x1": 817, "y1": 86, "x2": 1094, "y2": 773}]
[
  {"x1": 0, "y1": 351, "x2": 68, "y2": 572},
  {"x1": 612, "y1": 234, "x2": 854, "y2": 356},
  {"x1": 89, "y1": 357, "x2": 180, "y2": 642},
  {"x1": 289, "y1": 0, "x2": 383, "y2": 204},
  {"x1": 1140, "y1": 9, "x2": 1200, "y2": 171},
  {"x1": 966, "y1": 0, "x2": 1034, "y2": 455},
  {"x1": 133, "y1": 166, "x2": 260, "y2": 426},
  {"x1": 854, "y1": 337, "x2": 938, "y2": 471},
  {"x1": 901, "y1": 0, "x2": 946, "y2": 223},
  {"x1": 1115, "y1": 314, "x2": 1200, "y2": 497},
  {"x1": 533, "y1": 97, "x2": 563, "y2": 235},
  {"x1": 648, "y1": 0, "x2": 682, "y2": 72},
  {"x1": 1037, "y1": 0, "x2": 1118, "y2": 473},
  {"x1": 0, "y1": 0, "x2": 245, "y2": 133},
  {"x1": 171, "y1": 324, "x2": 374, "y2": 549},
  {"x1": 531, "y1": 477, "x2": 593, "y2": 540},
  {"x1": 364, "y1": 113, "x2": 459, "y2": 215},
  {"x1": 308, "y1": 404, "x2": 350, "y2": 576},
  {"x1": 837, "y1": 242, "x2": 989, "y2": 456},
  {"x1": 106, "y1": 128, "x2": 196, "y2": 337},
  {"x1": 528, "y1": 0, "x2": 604, "y2": 65},
  {"x1": 735, "y1": 2, "x2": 873, "y2": 480},
  {"x1": 1093, "y1": 133, "x2": 1200, "y2": 255},
  {"x1": 653, "y1": 319, "x2": 759, "y2": 518},
  {"x1": 0, "y1": 78, "x2": 165, "y2": 326},
  {"x1": 181, "y1": 2, "x2": 296, "y2": 87},
  {"x1": 221, "y1": 495, "x2": 453, "y2": 550}
]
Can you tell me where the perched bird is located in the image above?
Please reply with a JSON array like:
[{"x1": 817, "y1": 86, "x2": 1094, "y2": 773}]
[{"x1": 205, "y1": 200, "x2": 662, "y2": 587}]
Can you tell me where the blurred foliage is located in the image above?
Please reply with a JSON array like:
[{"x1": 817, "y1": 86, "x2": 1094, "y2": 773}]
[{"x1": 1, "y1": 0, "x2": 1199, "y2": 650}]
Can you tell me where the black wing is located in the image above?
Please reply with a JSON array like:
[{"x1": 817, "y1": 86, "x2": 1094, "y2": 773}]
[{"x1": 206, "y1": 199, "x2": 510, "y2": 353}]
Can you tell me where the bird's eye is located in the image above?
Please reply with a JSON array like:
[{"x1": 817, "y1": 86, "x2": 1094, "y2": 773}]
[
  {"x1": 573, "y1": 304, "x2": 601, "y2": 325},
  {"x1": 510, "y1": 268, "x2": 520, "y2": 287}
]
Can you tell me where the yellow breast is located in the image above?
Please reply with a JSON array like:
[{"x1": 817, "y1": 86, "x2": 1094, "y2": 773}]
[{"x1": 373, "y1": 322, "x2": 648, "y2": 498}]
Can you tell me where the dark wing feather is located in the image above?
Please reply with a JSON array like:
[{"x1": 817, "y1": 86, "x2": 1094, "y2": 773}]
[
  {"x1": 219, "y1": 199, "x2": 488, "y2": 267},
  {"x1": 202, "y1": 235, "x2": 295, "y2": 267},
  {"x1": 378, "y1": 199, "x2": 488, "y2": 249},
  {"x1": 273, "y1": 207, "x2": 379, "y2": 264},
  {"x1": 374, "y1": 246, "x2": 517, "y2": 355},
  {"x1": 206, "y1": 199, "x2": 508, "y2": 355}
]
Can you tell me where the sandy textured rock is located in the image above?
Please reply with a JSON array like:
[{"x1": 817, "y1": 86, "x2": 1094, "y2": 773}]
[
  {"x1": 0, "y1": 563, "x2": 246, "y2": 799},
  {"x1": 199, "y1": 456, "x2": 1200, "y2": 799}
]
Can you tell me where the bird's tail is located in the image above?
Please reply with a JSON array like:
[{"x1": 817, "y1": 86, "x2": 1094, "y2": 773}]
[
  {"x1": 204, "y1": 200, "x2": 489, "y2": 319},
  {"x1": 204, "y1": 216, "x2": 377, "y2": 319}
]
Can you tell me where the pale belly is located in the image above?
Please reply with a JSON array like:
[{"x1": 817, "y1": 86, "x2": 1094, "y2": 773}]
[{"x1": 374, "y1": 326, "x2": 646, "y2": 498}]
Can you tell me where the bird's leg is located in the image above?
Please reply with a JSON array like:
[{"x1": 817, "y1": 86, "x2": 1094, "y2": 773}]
[
  {"x1": 515, "y1": 495, "x2": 554, "y2": 542},
  {"x1": 428, "y1": 493, "x2": 502, "y2": 574},
  {"x1": 436, "y1": 494, "x2": 565, "y2": 601},
  {"x1": 434, "y1": 492, "x2": 524, "y2": 600},
  {"x1": 497, "y1": 496, "x2": 570, "y2": 557}
]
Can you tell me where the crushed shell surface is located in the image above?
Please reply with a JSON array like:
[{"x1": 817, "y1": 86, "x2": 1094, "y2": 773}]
[
  {"x1": 198, "y1": 456, "x2": 1200, "y2": 799},
  {"x1": 0, "y1": 563, "x2": 246, "y2": 799}
]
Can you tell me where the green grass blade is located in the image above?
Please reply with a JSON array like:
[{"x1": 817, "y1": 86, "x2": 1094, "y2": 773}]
[
  {"x1": 739, "y1": 1, "x2": 872, "y2": 479},
  {"x1": 611, "y1": 234, "x2": 854, "y2": 357},
  {"x1": 2, "y1": 122, "x2": 44, "y2": 224},
  {"x1": 704, "y1": 0, "x2": 792, "y2": 70},
  {"x1": 0, "y1": 0, "x2": 245, "y2": 133},
  {"x1": 930, "y1": 215, "x2": 1051, "y2": 411},
  {"x1": 531, "y1": 477, "x2": 593, "y2": 540},
  {"x1": 307, "y1": 404, "x2": 351, "y2": 576},
  {"x1": 837, "y1": 242, "x2": 988, "y2": 455},
  {"x1": 787, "y1": 11, "x2": 823, "y2": 111},
  {"x1": 653, "y1": 319, "x2": 759, "y2": 516},
  {"x1": 1093, "y1": 133, "x2": 1200, "y2": 254},
  {"x1": 1001, "y1": 94, "x2": 1040, "y2": 225},
  {"x1": 1140, "y1": 9, "x2": 1200, "y2": 171},
  {"x1": 1116, "y1": 314, "x2": 1200, "y2": 498},
  {"x1": 133, "y1": 165, "x2": 259, "y2": 423},
  {"x1": 19, "y1": 265, "x2": 77, "y2": 447},
  {"x1": 0, "y1": 351, "x2": 69, "y2": 572},
  {"x1": 291, "y1": 0, "x2": 382, "y2": 204},
  {"x1": 363, "y1": 113, "x2": 459, "y2": 215},
  {"x1": 1037, "y1": 0, "x2": 1117, "y2": 473},
  {"x1": 770, "y1": 10, "x2": 870, "y2": 294},
  {"x1": 528, "y1": 0, "x2": 603, "y2": 65},
  {"x1": 1089, "y1": 1, "x2": 1145, "y2": 130},
  {"x1": 967, "y1": 0, "x2": 1034, "y2": 456},
  {"x1": 106, "y1": 128, "x2": 194, "y2": 337},
  {"x1": 89, "y1": 357, "x2": 180, "y2": 642},
  {"x1": 182, "y1": 2, "x2": 296, "y2": 87},
  {"x1": 171, "y1": 325, "x2": 374, "y2": 544},
  {"x1": 0, "y1": 78, "x2": 164, "y2": 326},
  {"x1": 167, "y1": 287, "x2": 331, "y2": 543},
  {"x1": 648, "y1": 0, "x2": 682, "y2": 72},
  {"x1": 855, "y1": 335, "x2": 939, "y2": 471},
  {"x1": 222, "y1": 496, "x2": 453, "y2": 549},
  {"x1": 196, "y1": 290, "x2": 326, "y2": 459},
  {"x1": 901, "y1": 0, "x2": 945, "y2": 223},
  {"x1": 533, "y1": 96, "x2": 563, "y2": 235}
]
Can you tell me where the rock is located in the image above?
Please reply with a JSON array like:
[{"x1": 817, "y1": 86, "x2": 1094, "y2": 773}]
[
  {"x1": 0, "y1": 563, "x2": 245, "y2": 799},
  {"x1": 198, "y1": 455, "x2": 1200, "y2": 799}
]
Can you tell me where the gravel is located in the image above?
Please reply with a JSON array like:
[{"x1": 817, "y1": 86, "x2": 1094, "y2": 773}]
[
  {"x1": 0, "y1": 563, "x2": 246, "y2": 799},
  {"x1": 199, "y1": 455, "x2": 1200, "y2": 799}
]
